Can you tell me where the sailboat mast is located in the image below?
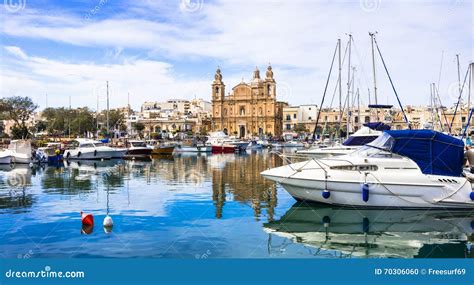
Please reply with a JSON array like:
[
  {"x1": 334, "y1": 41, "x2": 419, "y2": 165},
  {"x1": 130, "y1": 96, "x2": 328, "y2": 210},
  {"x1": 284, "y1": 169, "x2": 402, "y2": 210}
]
[
  {"x1": 346, "y1": 34, "x2": 352, "y2": 138},
  {"x1": 456, "y1": 54, "x2": 462, "y2": 131},
  {"x1": 357, "y1": 88, "x2": 361, "y2": 129},
  {"x1": 338, "y1": 38, "x2": 342, "y2": 139},
  {"x1": 369, "y1": 32, "x2": 379, "y2": 121},
  {"x1": 106, "y1": 81, "x2": 110, "y2": 136}
]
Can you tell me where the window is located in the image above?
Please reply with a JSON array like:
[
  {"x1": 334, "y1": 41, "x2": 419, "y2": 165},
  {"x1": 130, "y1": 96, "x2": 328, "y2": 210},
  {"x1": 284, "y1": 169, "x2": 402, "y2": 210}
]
[
  {"x1": 240, "y1": 107, "x2": 245, "y2": 116},
  {"x1": 354, "y1": 116, "x2": 359, "y2": 123},
  {"x1": 286, "y1": 124, "x2": 291, "y2": 130},
  {"x1": 335, "y1": 116, "x2": 338, "y2": 121},
  {"x1": 308, "y1": 116, "x2": 312, "y2": 120},
  {"x1": 462, "y1": 117, "x2": 466, "y2": 122},
  {"x1": 286, "y1": 115, "x2": 291, "y2": 121},
  {"x1": 293, "y1": 114, "x2": 296, "y2": 119},
  {"x1": 365, "y1": 116, "x2": 370, "y2": 123}
]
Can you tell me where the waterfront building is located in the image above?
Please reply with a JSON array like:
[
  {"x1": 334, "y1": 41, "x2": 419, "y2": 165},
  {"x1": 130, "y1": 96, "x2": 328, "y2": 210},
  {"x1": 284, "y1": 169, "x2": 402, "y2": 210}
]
[
  {"x1": 211, "y1": 66, "x2": 287, "y2": 138},
  {"x1": 129, "y1": 98, "x2": 212, "y2": 138}
]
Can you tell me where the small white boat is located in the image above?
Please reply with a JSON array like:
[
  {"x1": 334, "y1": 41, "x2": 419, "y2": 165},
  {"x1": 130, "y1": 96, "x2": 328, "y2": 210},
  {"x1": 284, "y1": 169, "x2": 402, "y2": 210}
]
[
  {"x1": 64, "y1": 139, "x2": 118, "y2": 160},
  {"x1": 0, "y1": 151, "x2": 12, "y2": 164},
  {"x1": 2, "y1": 140, "x2": 32, "y2": 164},
  {"x1": 262, "y1": 130, "x2": 474, "y2": 209},
  {"x1": 297, "y1": 126, "x2": 383, "y2": 157},
  {"x1": 175, "y1": 144, "x2": 212, "y2": 153},
  {"x1": 283, "y1": 141, "x2": 305, "y2": 148},
  {"x1": 125, "y1": 140, "x2": 151, "y2": 159}
]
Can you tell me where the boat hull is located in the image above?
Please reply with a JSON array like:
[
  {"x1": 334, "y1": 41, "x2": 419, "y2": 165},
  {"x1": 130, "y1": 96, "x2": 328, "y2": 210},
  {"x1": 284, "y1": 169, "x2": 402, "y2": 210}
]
[
  {"x1": 175, "y1": 146, "x2": 212, "y2": 153},
  {"x1": 64, "y1": 149, "x2": 112, "y2": 160},
  {"x1": 125, "y1": 148, "x2": 152, "y2": 159},
  {"x1": 151, "y1": 146, "x2": 175, "y2": 155},
  {"x1": 261, "y1": 162, "x2": 474, "y2": 209},
  {"x1": 0, "y1": 154, "x2": 12, "y2": 164},
  {"x1": 211, "y1": 144, "x2": 235, "y2": 153}
]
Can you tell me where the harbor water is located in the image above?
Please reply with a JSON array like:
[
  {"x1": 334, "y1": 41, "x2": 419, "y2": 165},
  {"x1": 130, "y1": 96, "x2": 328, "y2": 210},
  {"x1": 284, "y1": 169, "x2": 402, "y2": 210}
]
[{"x1": 1, "y1": 149, "x2": 473, "y2": 259}]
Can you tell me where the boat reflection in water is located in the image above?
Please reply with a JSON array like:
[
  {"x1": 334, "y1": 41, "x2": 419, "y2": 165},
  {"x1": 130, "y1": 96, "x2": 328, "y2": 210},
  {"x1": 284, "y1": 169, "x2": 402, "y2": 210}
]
[{"x1": 264, "y1": 202, "x2": 474, "y2": 258}]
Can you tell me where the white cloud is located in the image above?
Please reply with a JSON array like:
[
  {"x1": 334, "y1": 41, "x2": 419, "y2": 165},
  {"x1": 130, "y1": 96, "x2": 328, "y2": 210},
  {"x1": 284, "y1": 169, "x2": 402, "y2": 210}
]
[
  {"x1": 0, "y1": 46, "x2": 211, "y2": 110},
  {"x1": 0, "y1": 1, "x2": 472, "y2": 108}
]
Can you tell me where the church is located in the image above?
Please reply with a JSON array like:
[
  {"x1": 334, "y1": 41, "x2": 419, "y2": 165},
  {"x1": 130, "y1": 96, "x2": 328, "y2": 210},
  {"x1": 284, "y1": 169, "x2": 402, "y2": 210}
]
[{"x1": 211, "y1": 65, "x2": 287, "y2": 138}]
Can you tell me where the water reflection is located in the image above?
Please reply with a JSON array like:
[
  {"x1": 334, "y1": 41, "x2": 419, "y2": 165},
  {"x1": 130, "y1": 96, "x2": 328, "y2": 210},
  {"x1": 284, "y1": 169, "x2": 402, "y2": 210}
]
[{"x1": 264, "y1": 203, "x2": 474, "y2": 258}]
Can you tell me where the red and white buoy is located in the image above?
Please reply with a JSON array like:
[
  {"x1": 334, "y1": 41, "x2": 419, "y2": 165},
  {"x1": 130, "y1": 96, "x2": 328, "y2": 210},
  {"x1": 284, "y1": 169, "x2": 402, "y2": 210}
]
[{"x1": 81, "y1": 211, "x2": 94, "y2": 226}]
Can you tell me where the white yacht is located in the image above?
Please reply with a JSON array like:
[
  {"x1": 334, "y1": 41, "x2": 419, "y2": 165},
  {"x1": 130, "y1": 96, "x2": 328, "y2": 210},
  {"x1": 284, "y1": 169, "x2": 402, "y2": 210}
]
[
  {"x1": 0, "y1": 140, "x2": 32, "y2": 164},
  {"x1": 297, "y1": 125, "x2": 384, "y2": 158},
  {"x1": 64, "y1": 139, "x2": 121, "y2": 160},
  {"x1": 261, "y1": 130, "x2": 474, "y2": 208}
]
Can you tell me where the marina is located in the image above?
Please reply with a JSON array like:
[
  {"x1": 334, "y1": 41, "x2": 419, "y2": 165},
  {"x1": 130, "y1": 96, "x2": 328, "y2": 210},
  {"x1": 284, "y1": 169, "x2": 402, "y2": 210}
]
[{"x1": 0, "y1": 149, "x2": 473, "y2": 259}]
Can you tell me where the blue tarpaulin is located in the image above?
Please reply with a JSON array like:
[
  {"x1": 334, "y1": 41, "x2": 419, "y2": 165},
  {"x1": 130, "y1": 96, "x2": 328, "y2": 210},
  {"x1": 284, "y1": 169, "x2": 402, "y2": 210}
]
[
  {"x1": 364, "y1": 122, "x2": 391, "y2": 131},
  {"x1": 385, "y1": 130, "x2": 464, "y2": 177}
]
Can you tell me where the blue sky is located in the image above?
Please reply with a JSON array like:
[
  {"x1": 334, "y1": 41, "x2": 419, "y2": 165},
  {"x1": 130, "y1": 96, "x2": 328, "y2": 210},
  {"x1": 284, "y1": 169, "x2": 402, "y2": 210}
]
[{"x1": 0, "y1": 0, "x2": 472, "y2": 111}]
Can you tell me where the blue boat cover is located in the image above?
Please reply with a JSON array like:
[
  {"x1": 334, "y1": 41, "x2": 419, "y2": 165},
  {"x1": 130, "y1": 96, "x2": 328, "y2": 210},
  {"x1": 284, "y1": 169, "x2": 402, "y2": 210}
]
[
  {"x1": 364, "y1": 122, "x2": 391, "y2": 131},
  {"x1": 385, "y1": 130, "x2": 464, "y2": 177}
]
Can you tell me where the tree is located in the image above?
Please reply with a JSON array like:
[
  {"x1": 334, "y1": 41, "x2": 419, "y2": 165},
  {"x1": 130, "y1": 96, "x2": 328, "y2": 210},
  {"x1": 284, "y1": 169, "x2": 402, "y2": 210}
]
[
  {"x1": 2, "y1": 96, "x2": 38, "y2": 139},
  {"x1": 132, "y1": 122, "x2": 145, "y2": 138},
  {"x1": 107, "y1": 110, "x2": 125, "y2": 132}
]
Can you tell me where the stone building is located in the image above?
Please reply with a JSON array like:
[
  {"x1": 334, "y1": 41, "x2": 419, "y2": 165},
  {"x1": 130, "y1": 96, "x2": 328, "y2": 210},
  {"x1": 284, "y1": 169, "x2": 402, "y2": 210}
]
[{"x1": 211, "y1": 66, "x2": 287, "y2": 138}]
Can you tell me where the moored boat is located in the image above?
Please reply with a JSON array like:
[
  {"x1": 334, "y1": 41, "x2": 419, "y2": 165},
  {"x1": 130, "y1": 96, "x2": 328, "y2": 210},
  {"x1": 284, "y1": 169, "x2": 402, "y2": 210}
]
[
  {"x1": 261, "y1": 130, "x2": 474, "y2": 208},
  {"x1": 125, "y1": 140, "x2": 152, "y2": 160},
  {"x1": 64, "y1": 139, "x2": 117, "y2": 160},
  {"x1": 4, "y1": 140, "x2": 32, "y2": 164}
]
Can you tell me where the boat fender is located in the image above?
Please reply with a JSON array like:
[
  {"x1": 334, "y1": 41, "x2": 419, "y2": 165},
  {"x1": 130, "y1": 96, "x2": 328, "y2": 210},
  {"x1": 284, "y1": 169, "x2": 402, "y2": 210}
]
[
  {"x1": 81, "y1": 211, "x2": 94, "y2": 226},
  {"x1": 322, "y1": 189, "x2": 330, "y2": 199},
  {"x1": 66, "y1": 152, "x2": 70, "y2": 158},
  {"x1": 471, "y1": 221, "x2": 474, "y2": 230},
  {"x1": 103, "y1": 215, "x2": 113, "y2": 227},
  {"x1": 362, "y1": 183, "x2": 369, "y2": 202},
  {"x1": 470, "y1": 192, "x2": 474, "y2": 201},
  {"x1": 322, "y1": 216, "x2": 331, "y2": 227},
  {"x1": 94, "y1": 150, "x2": 97, "y2": 157},
  {"x1": 362, "y1": 217, "x2": 369, "y2": 233},
  {"x1": 77, "y1": 151, "x2": 81, "y2": 158}
]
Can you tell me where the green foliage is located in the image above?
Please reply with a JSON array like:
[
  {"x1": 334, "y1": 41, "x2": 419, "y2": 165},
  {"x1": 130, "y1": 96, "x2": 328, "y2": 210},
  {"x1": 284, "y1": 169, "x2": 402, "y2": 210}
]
[
  {"x1": 1, "y1": 96, "x2": 38, "y2": 139},
  {"x1": 42, "y1": 107, "x2": 96, "y2": 137}
]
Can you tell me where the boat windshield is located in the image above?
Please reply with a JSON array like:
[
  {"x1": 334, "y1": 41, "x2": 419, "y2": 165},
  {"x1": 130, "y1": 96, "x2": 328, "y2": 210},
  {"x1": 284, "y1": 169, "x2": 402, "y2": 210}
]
[
  {"x1": 131, "y1": 141, "x2": 147, "y2": 147},
  {"x1": 94, "y1": 142, "x2": 105, "y2": 147},
  {"x1": 352, "y1": 132, "x2": 395, "y2": 158}
]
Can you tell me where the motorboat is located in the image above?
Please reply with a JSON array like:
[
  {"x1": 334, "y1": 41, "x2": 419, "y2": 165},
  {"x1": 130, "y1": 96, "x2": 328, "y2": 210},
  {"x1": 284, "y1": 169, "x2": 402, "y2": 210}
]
[
  {"x1": 35, "y1": 142, "x2": 64, "y2": 164},
  {"x1": 149, "y1": 141, "x2": 176, "y2": 155},
  {"x1": 264, "y1": 203, "x2": 474, "y2": 258},
  {"x1": 125, "y1": 140, "x2": 152, "y2": 159},
  {"x1": 2, "y1": 140, "x2": 32, "y2": 164},
  {"x1": 261, "y1": 130, "x2": 474, "y2": 208},
  {"x1": 206, "y1": 132, "x2": 247, "y2": 153},
  {"x1": 64, "y1": 139, "x2": 119, "y2": 160},
  {"x1": 0, "y1": 150, "x2": 12, "y2": 164},
  {"x1": 247, "y1": 140, "x2": 263, "y2": 150},
  {"x1": 174, "y1": 144, "x2": 212, "y2": 153},
  {"x1": 282, "y1": 141, "x2": 305, "y2": 148},
  {"x1": 297, "y1": 123, "x2": 389, "y2": 158}
]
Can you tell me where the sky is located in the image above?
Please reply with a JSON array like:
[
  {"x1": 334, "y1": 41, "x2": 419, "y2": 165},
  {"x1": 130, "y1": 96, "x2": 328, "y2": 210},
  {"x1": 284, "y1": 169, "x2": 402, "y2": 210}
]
[{"x1": 0, "y1": 0, "x2": 472, "y2": 111}]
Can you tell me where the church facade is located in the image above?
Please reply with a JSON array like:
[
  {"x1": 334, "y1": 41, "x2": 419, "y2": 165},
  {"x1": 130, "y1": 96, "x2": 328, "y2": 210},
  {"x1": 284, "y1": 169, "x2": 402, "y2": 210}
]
[{"x1": 211, "y1": 66, "x2": 287, "y2": 138}]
